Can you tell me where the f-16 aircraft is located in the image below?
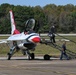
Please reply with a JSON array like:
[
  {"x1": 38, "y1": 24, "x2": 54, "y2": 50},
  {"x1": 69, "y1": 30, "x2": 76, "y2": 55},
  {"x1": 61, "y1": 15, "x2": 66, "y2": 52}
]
[{"x1": 3, "y1": 10, "x2": 41, "y2": 60}]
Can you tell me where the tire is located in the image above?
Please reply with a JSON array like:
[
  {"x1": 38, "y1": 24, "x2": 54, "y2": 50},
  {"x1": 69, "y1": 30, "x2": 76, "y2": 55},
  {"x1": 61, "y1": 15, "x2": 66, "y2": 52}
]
[
  {"x1": 44, "y1": 54, "x2": 50, "y2": 60},
  {"x1": 7, "y1": 53, "x2": 11, "y2": 60},
  {"x1": 31, "y1": 53, "x2": 35, "y2": 60}
]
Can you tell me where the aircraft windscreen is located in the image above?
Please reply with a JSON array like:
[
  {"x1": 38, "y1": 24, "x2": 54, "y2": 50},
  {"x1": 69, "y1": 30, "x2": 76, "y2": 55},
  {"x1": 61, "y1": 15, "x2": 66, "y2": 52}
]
[{"x1": 25, "y1": 19, "x2": 35, "y2": 31}]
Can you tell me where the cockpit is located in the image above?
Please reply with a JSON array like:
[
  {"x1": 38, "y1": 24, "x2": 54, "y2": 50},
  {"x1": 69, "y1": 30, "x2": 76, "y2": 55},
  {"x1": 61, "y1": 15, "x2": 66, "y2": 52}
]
[{"x1": 24, "y1": 19, "x2": 39, "y2": 34}]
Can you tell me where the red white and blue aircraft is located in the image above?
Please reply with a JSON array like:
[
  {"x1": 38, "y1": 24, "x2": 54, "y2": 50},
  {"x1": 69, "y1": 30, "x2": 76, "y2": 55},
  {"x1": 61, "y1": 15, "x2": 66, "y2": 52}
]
[
  {"x1": 0, "y1": 10, "x2": 51, "y2": 60},
  {"x1": 5, "y1": 10, "x2": 41, "y2": 60}
]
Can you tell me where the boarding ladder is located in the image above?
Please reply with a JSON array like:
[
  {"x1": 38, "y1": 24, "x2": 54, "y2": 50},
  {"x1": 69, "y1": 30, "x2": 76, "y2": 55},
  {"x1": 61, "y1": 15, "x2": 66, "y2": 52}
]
[
  {"x1": 56, "y1": 33, "x2": 76, "y2": 59},
  {"x1": 41, "y1": 34, "x2": 76, "y2": 59}
]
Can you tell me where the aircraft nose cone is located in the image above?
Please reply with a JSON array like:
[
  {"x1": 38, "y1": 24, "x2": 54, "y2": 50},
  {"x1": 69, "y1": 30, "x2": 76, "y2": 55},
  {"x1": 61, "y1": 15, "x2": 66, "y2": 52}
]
[{"x1": 32, "y1": 37, "x2": 40, "y2": 43}]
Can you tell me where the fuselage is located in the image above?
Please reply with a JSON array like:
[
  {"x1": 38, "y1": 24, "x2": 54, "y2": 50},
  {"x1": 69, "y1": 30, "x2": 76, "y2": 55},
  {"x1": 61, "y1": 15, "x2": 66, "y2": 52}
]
[{"x1": 7, "y1": 32, "x2": 41, "y2": 50}]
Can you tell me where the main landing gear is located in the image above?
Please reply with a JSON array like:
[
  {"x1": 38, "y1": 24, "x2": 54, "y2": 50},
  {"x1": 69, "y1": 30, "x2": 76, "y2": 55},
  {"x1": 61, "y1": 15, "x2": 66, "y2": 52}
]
[
  {"x1": 7, "y1": 52, "x2": 35, "y2": 60},
  {"x1": 7, "y1": 53, "x2": 12, "y2": 60},
  {"x1": 30, "y1": 53, "x2": 35, "y2": 60},
  {"x1": 7, "y1": 47, "x2": 50, "y2": 60}
]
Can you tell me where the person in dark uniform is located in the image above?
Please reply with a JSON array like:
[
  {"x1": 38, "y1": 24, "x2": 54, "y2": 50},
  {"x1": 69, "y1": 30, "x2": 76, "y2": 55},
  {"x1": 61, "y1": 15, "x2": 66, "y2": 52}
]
[
  {"x1": 60, "y1": 41, "x2": 69, "y2": 60},
  {"x1": 48, "y1": 25, "x2": 56, "y2": 43}
]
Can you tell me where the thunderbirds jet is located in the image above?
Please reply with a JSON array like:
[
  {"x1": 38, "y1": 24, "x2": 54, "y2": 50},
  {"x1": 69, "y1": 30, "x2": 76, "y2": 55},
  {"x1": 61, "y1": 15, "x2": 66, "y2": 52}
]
[
  {"x1": 5, "y1": 10, "x2": 41, "y2": 60},
  {"x1": 0, "y1": 10, "x2": 51, "y2": 60}
]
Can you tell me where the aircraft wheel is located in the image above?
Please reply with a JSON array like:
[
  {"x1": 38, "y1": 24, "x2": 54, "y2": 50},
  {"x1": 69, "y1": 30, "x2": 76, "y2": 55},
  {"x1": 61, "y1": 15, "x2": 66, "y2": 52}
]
[
  {"x1": 31, "y1": 53, "x2": 35, "y2": 60},
  {"x1": 7, "y1": 53, "x2": 11, "y2": 60},
  {"x1": 44, "y1": 54, "x2": 50, "y2": 60}
]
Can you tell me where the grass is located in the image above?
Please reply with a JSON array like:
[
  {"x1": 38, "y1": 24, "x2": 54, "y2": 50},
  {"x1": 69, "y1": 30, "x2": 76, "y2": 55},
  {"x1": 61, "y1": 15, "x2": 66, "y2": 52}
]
[
  {"x1": 0, "y1": 35, "x2": 76, "y2": 57},
  {"x1": 0, "y1": 36, "x2": 9, "y2": 39}
]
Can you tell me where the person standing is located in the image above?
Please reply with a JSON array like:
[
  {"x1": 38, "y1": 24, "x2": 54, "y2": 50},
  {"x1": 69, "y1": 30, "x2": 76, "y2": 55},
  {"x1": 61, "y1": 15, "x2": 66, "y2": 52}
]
[
  {"x1": 60, "y1": 41, "x2": 69, "y2": 60},
  {"x1": 48, "y1": 25, "x2": 56, "y2": 43}
]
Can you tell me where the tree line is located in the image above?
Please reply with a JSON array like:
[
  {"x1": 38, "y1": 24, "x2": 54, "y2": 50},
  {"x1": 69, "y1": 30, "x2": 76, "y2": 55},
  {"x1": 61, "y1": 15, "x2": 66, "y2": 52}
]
[{"x1": 0, "y1": 3, "x2": 76, "y2": 34}]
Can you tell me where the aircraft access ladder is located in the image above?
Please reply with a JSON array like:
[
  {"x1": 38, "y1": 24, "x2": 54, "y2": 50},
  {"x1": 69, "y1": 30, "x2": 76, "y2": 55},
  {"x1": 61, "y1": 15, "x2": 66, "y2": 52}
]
[
  {"x1": 46, "y1": 42, "x2": 76, "y2": 59},
  {"x1": 41, "y1": 34, "x2": 76, "y2": 59}
]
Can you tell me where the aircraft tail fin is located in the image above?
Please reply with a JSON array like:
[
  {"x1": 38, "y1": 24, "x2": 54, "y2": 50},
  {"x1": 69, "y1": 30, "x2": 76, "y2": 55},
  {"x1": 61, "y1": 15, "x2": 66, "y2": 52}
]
[{"x1": 9, "y1": 10, "x2": 20, "y2": 35}]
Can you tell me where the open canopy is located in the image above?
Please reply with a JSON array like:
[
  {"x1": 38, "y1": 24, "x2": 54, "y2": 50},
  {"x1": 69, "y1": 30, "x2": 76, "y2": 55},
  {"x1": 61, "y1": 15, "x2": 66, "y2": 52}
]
[{"x1": 25, "y1": 19, "x2": 40, "y2": 33}]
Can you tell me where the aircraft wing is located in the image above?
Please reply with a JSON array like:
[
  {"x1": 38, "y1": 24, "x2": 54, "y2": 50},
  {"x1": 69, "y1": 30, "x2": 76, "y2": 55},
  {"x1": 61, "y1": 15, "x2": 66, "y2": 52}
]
[{"x1": 7, "y1": 32, "x2": 27, "y2": 41}]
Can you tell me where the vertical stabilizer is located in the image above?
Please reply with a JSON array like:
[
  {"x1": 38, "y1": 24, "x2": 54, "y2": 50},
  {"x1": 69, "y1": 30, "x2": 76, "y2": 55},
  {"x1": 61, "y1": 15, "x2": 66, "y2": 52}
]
[{"x1": 9, "y1": 10, "x2": 20, "y2": 35}]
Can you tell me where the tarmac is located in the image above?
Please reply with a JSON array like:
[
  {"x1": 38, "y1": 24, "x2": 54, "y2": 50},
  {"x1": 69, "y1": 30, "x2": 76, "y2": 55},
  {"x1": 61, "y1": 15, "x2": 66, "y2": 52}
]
[{"x1": 0, "y1": 56, "x2": 76, "y2": 75}]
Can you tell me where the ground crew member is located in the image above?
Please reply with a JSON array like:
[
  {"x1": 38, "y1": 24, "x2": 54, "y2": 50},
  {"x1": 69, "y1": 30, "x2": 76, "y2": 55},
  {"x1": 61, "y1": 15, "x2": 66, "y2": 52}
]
[
  {"x1": 60, "y1": 41, "x2": 69, "y2": 60},
  {"x1": 48, "y1": 25, "x2": 56, "y2": 43}
]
